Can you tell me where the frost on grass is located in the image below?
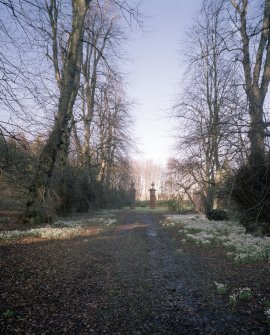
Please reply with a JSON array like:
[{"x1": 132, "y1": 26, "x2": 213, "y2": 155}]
[
  {"x1": 0, "y1": 213, "x2": 118, "y2": 240},
  {"x1": 163, "y1": 215, "x2": 270, "y2": 263}
]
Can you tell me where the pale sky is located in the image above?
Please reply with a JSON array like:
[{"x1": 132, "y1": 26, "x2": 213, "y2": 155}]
[{"x1": 125, "y1": 0, "x2": 200, "y2": 164}]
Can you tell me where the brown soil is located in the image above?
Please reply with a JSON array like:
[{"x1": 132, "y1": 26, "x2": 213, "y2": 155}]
[{"x1": 0, "y1": 210, "x2": 269, "y2": 334}]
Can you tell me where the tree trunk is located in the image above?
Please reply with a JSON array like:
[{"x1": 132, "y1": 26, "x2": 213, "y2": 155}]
[
  {"x1": 248, "y1": 102, "x2": 265, "y2": 165},
  {"x1": 230, "y1": 0, "x2": 270, "y2": 165},
  {"x1": 24, "y1": 0, "x2": 89, "y2": 223}
]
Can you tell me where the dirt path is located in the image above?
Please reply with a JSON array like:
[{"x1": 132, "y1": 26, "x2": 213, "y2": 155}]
[{"x1": 0, "y1": 210, "x2": 269, "y2": 334}]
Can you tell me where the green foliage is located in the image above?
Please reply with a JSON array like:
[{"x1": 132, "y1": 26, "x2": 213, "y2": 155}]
[
  {"x1": 229, "y1": 294, "x2": 237, "y2": 309},
  {"x1": 134, "y1": 199, "x2": 195, "y2": 213},
  {"x1": 182, "y1": 200, "x2": 195, "y2": 210},
  {"x1": 167, "y1": 200, "x2": 178, "y2": 212},
  {"x1": 238, "y1": 288, "x2": 252, "y2": 301},
  {"x1": 3, "y1": 310, "x2": 15, "y2": 319},
  {"x1": 214, "y1": 282, "x2": 227, "y2": 295},
  {"x1": 166, "y1": 199, "x2": 195, "y2": 213},
  {"x1": 206, "y1": 209, "x2": 228, "y2": 221},
  {"x1": 263, "y1": 299, "x2": 270, "y2": 308},
  {"x1": 136, "y1": 201, "x2": 148, "y2": 208},
  {"x1": 155, "y1": 200, "x2": 168, "y2": 208}
]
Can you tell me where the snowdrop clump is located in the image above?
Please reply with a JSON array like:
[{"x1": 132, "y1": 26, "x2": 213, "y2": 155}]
[
  {"x1": 229, "y1": 293, "x2": 237, "y2": 308},
  {"x1": 238, "y1": 287, "x2": 252, "y2": 300},
  {"x1": 85, "y1": 216, "x2": 117, "y2": 226},
  {"x1": 265, "y1": 308, "x2": 270, "y2": 325},
  {"x1": 214, "y1": 282, "x2": 227, "y2": 294},
  {"x1": 54, "y1": 220, "x2": 83, "y2": 227},
  {"x1": 0, "y1": 230, "x2": 36, "y2": 239},
  {"x1": 0, "y1": 213, "x2": 118, "y2": 241},
  {"x1": 105, "y1": 218, "x2": 117, "y2": 225},
  {"x1": 55, "y1": 215, "x2": 117, "y2": 227},
  {"x1": 0, "y1": 226, "x2": 83, "y2": 240},
  {"x1": 163, "y1": 214, "x2": 270, "y2": 263}
]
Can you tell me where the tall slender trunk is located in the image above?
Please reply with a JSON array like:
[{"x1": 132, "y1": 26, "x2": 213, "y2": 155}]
[
  {"x1": 248, "y1": 95, "x2": 265, "y2": 164},
  {"x1": 231, "y1": 0, "x2": 270, "y2": 165},
  {"x1": 24, "y1": 0, "x2": 89, "y2": 223}
]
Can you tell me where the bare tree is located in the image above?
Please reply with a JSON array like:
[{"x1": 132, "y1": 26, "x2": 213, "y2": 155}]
[
  {"x1": 173, "y1": 0, "x2": 246, "y2": 212},
  {"x1": 96, "y1": 83, "x2": 131, "y2": 185},
  {"x1": 25, "y1": 0, "x2": 91, "y2": 223},
  {"x1": 72, "y1": 1, "x2": 125, "y2": 166},
  {"x1": 230, "y1": 0, "x2": 270, "y2": 164},
  {"x1": 0, "y1": 0, "x2": 140, "y2": 219},
  {"x1": 0, "y1": 1, "x2": 44, "y2": 138},
  {"x1": 68, "y1": 1, "x2": 136, "y2": 200},
  {"x1": 164, "y1": 158, "x2": 200, "y2": 206}
]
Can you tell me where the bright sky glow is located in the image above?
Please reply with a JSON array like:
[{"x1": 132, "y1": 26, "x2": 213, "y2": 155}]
[{"x1": 125, "y1": 0, "x2": 200, "y2": 164}]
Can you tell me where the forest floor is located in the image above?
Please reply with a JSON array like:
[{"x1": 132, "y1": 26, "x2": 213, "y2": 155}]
[{"x1": 0, "y1": 210, "x2": 270, "y2": 334}]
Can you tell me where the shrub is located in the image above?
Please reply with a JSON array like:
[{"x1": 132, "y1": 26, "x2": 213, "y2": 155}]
[
  {"x1": 181, "y1": 200, "x2": 195, "y2": 211},
  {"x1": 155, "y1": 200, "x2": 168, "y2": 208},
  {"x1": 136, "y1": 200, "x2": 148, "y2": 208},
  {"x1": 206, "y1": 209, "x2": 228, "y2": 221},
  {"x1": 230, "y1": 158, "x2": 270, "y2": 234},
  {"x1": 167, "y1": 200, "x2": 179, "y2": 212}
]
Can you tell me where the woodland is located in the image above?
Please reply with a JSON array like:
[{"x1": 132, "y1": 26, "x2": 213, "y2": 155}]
[
  {"x1": 1, "y1": 0, "x2": 270, "y2": 236},
  {"x1": 1, "y1": 1, "x2": 270, "y2": 334},
  {"x1": 0, "y1": 0, "x2": 138, "y2": 222}
]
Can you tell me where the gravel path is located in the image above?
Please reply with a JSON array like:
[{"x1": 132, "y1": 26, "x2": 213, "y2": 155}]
[{"x1": 0, "y1": 210, "x2": 269, "y2": 334}]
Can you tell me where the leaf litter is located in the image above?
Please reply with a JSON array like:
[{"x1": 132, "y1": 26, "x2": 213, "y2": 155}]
[{"x1": 0, "y1": 210, "x2": 269, "y2": 334}]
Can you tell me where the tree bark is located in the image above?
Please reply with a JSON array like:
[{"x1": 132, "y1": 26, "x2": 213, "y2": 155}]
[
  {"x1": 24, "y1": 0, "x2": 90, "y2": 223},
  {"x1": 231, "y1": 0, "x2": 270, "y2": 164}
]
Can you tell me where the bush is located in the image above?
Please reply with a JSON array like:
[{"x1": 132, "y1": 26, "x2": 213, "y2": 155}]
[
  {"x1": 231, "y1": 157, "x2": 270, "y2": 234},
  {"x1": 155, "y1": 200, "x2": 168, "y2": 208},
  {"x1": 136, "y1": 200, "x2": 148, "y2": 207},
  {"x1": 167, "y1": 200, "x2": 179, "y2": 212},
  {"x1": 50, "y1": 163, "x2": 130, "y2": 216},
  {"x1": 181, "y1": 200, "x2": 196, "y2": 211},
  {"x1": 206, "y1": 209, "x2": 228, "y2": 221}
]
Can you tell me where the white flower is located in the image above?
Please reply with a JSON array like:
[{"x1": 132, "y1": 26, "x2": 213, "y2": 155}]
[
  {"x1": 214, "y1": 282, "x2": 226, "y2": 289},
  {"x1": 0, "y1": 226, "x2": 83, "y2": 240},
  {"x1": 164, "y1": 214, "x2": 270, "y2": 263},
  {"x1": 106, "y1": 218, "x2": 117, "y2": 225},
  {"x1": 230, "y1": 293, "x2": 237, "y2": 300},
  {"x1": 265, "y1": 308, "x2": 270, "y2": 317}
]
